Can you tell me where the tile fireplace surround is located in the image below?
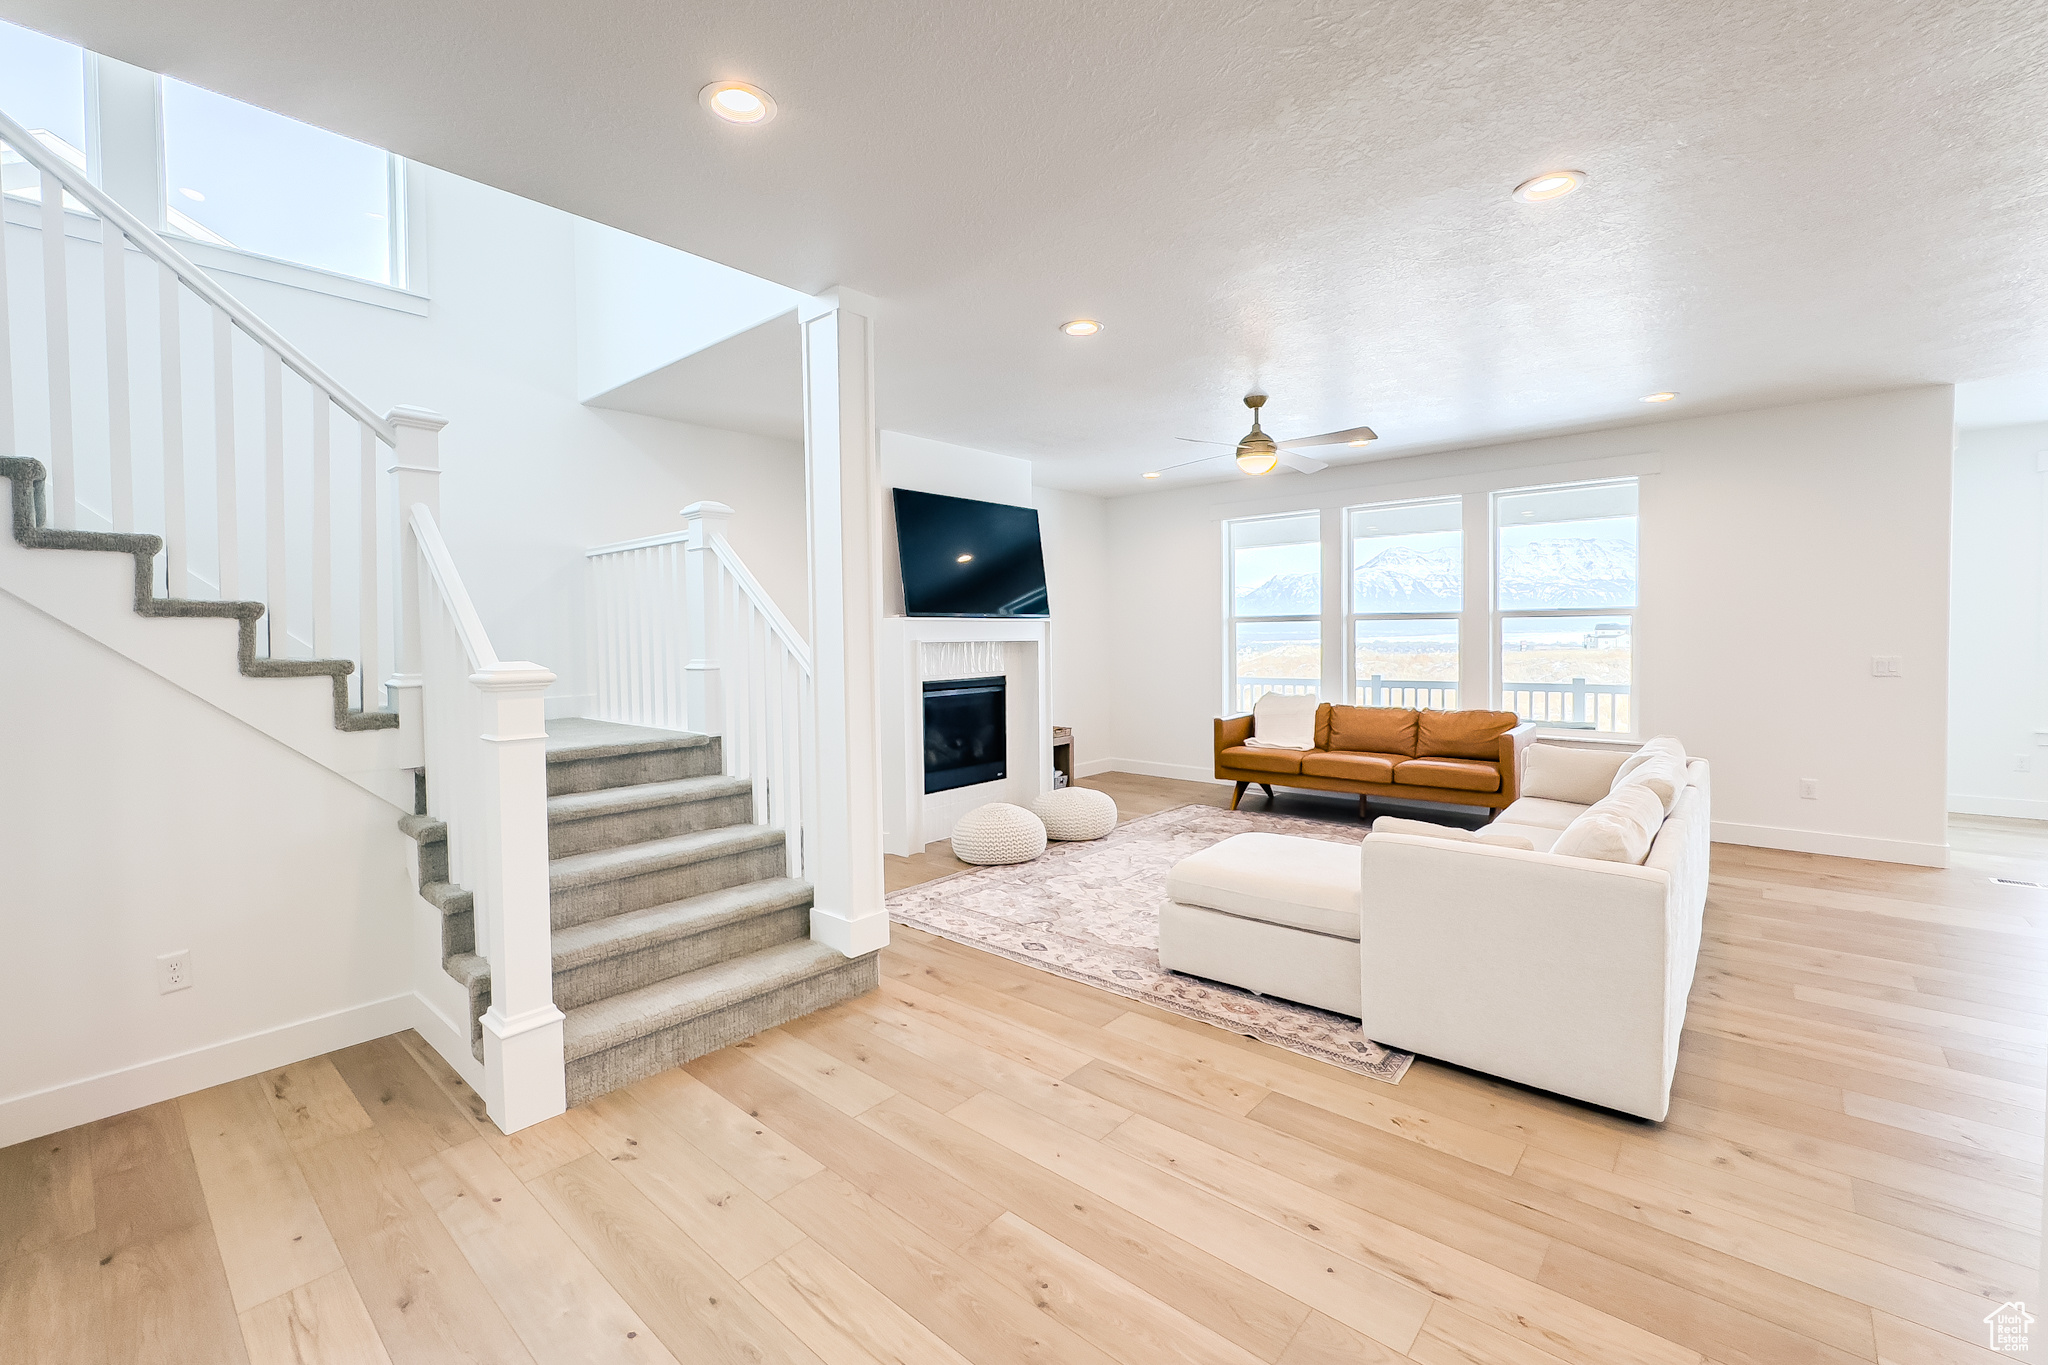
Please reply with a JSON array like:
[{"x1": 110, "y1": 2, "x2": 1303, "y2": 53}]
[{"x1": 879, "y1": 616, "x2": 1052, "y2": 856}]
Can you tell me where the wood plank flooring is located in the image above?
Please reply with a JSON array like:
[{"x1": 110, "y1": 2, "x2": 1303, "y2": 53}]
[{"x1": 3, "y1": 775, "x2": 2042, "y2": 1364}]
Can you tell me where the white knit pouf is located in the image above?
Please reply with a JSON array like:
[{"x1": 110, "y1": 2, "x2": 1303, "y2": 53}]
[
  {"x1": 1031, "y1": 787, "x2": 1118, "y2": 841},
  {"x1": 950, "y1": 803, "x2": 1047, "y2": 865}
]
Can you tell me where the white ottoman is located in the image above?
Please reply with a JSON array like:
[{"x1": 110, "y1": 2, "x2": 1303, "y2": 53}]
[
  {"x1": 950, "y1": 803, "x2": 1047, "y2": 865},
  {"x1": 1031, "y1": 787, "x2": 1118, "y2": 841},
  {"x1": 1159, "y1": 832, "x2": 1363, "y2": 1016}
]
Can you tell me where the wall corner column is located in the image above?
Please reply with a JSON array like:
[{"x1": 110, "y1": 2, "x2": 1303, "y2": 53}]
[{"x1": 798, "y1": 288, "x2": 889, "y2": 958}]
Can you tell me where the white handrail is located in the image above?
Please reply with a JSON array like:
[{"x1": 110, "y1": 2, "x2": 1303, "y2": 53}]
[
  {"x1": 409, "y1": 502, "x2": 502, "y2": 671},
  {"x1": 709, "y1": 535, "x2": 814, "y2": 673},
  {"x1": 0, "y1": 107, "x2": 397, "y2": 445}
]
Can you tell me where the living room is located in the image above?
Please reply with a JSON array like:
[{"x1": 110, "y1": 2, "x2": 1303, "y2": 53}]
[{"x1": 1, "y1": 2, "x2": 2043, "y2": 1364}]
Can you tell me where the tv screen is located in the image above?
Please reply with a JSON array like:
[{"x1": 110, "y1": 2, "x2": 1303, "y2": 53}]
[{"x1": 893, "y1": 488, "x2": 1050, "y2": 618}]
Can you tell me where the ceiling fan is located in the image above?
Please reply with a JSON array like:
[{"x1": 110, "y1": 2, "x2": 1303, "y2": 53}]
[{"x1": 1160, "y1": 394, "x2": 1378, "y2": 477}]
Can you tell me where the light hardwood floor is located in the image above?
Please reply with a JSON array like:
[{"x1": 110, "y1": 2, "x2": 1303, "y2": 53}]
[{"x1": 4, "y1": 775, "x2": 2042, "y2": 1364}]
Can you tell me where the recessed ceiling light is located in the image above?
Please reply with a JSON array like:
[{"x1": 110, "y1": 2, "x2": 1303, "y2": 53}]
[
  {"x1": 1142, "y1": 471, "x2": 1161, "y2": 479},
  {"x1": 1511, "y1": 170, "x2": 1586, "y2": 203},
  {"x1": 955, "y1": 553, "x2": 973, "y2": 563},
  {"x1": 700, "y1": 81, "x2": 776, "y2": 125},
  {"x1": 178, "y1": 187, "x2": 204, "y2": 201},
  {"x1": 1640, "y1": 391, "x2": 1678, "y2": 403},
  {"x1": 1060, "y1": 319, "x2": 1102, "y2": 336}
]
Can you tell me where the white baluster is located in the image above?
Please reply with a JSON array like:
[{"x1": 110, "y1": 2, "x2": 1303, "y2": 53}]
[
  {"x1": 103, "y1": 222, "x2": 132, "y2": 531},
  {"x1": 158, "y1": 267, "x2": 186, "y2": 596},
  {"x1": 311, "y1": 395, "x2": 332, "y2": 658},
  {"x1": 681, "y1": 501, "x2": 732, "y2": 737},
  {"x1": 41, "y1": 169, "x2": 72, "y2": 529},
  {"x1": 386, "y1": 404, "x2": 446, "y2": 728},
  {"x1": 263, "y1": 348, "x2": 285, "y2": 655},
  {"x1": 0, "y1": 172, "x2": 13, "y2": 459},
  {"x1": 213, "y1": 308, "x2": 237, "y2": 597},
  {"x1": 358, "y1": 421, "x2": 381, "y2": 711}
]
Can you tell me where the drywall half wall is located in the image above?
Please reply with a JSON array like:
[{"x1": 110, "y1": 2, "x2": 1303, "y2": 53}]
[
  {"x1": 0, "y1": 592, "x2": 419, "y2": 1145},
  {"x1": 1950, "y1": 423, "x2": 2048, "y2": 818},
  {"x1": 1097, "y1": 386, "x2": 1955, "y2": 866}
]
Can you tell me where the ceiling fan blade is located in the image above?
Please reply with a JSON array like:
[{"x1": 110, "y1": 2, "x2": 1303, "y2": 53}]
[
  {"x1": 1174, "y1": 436, "x2": 1237, "y2": 446},
  {"x1": 1149, "y1": 451, "x2": 1232, "y2": 475},
  {"x1": 1277, "y1": 450, "x2": 1328, "y2": 475},
  {"x1": 1278, "y1": 425, "x2": 1378, "y2": 449}
]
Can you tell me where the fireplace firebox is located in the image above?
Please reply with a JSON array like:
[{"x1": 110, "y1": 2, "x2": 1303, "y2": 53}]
[{"x1": 923, "y1": 676, "x2": 1006, "y2": 794}]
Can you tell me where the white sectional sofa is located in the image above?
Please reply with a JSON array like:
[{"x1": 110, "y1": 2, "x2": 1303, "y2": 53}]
[
  {"x1": 1160, "y1": 739, "x2": 1711, "y2": 1121},
  {"x1": 1358, "y1": 754, "x2": 1710, "y2": 1120}
]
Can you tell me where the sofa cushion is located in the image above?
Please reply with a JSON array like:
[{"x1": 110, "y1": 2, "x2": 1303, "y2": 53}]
[
  {"x1": 1371, "y1": 816, "x2": 1536, "y2": 851},
  {"x1": 1393, "y1": 757, "x2": 1502, "y2": 792},
  {"x1": 1313, "y1": 702, "x2": 1333, "y2": 750},
  {"x1": 1550, "y1": 783, "x2": 1665, "y2": 863},
  {"x1": 1496, "y1": 796, "x2": 1591, "y2": 830},
  {"x1": 1166, "y1": 832, "x2": 1362, "y2": 940},
  {"x1": 1302, "y1": 751, "x2": 1400, "y2": 783},
  {"x1": 1327, "y1": 705, "x2": 1419, "y2": 756},
  {"x1": 1483, "y1": 820, "x2": 1562, "y2": 853},
  {"x1": 1219, "y1": 745, "x2": 1304, "y2": 775},
  {"x1": 1616, "y1": 735, "x2": 1687, "y2": 782},
  {"x1": 1615, "y1": 751, "x2": 1687, "y2": 814},
  {"x1": 1417, "y1": 709, "x2": 1520, "y2": 759},
  {"x1": 1521, "y1": 744, "x2": 1633, "y2": 805}
]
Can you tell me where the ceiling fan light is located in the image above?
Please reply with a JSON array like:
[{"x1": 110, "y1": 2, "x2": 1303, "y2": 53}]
[{"x1": 1236, "y1": 450, "x2": 1280, "y2": 476}]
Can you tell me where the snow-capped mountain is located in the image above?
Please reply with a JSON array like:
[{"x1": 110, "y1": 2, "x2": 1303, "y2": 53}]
[{"x1": 1235, "y1": 538, "x2": 1634, "y2": 615}]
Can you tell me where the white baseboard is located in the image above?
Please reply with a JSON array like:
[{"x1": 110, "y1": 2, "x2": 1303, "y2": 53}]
[
  {"x1": 0, "y1": 992, "x2": 428, "y2": 1148},
  {"x1": 1085, "y1": 758, "x2": 1228, "y2": 784},
  {"x1": 811, "y1": 903, "x2": 891, "y2": 956},
  {"x1": 1949, "y1": 794, "x2": 2048, "y2": 820},
  {"x1": 1711, "y1": 820, "x2": 1950, "y2": 869}
]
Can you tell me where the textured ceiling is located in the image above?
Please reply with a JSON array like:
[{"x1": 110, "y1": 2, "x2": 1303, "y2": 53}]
[{"x1": 15, "y1": 0, "x2": 2048, "y2": 492}]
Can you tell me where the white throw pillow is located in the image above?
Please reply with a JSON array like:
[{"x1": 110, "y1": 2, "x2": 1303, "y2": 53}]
[
  {"x1": 1614, "y1": 754, "x2": 1687, "y2": 814},
  {"x1": 1614, "y1": 735, "x2": 1687, "y2": 783},
  {"x1": 1520, "y1": 744, "x2": 1632, "y2": 805},
  {"x1": 1372, "y1": 816, "x2": 1535, "y2": 851},
  {"x1": 1550, "y1": 782, "x2": 1665, "y2": 864},
  {"x1": 1244, "y1": 692, "x2": 1319, "y2": 750}
]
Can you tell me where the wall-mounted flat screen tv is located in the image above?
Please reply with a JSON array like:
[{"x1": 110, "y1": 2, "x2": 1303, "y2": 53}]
[{"x1": 893, "y1": 488, "x2": 1050, "y2": 618}]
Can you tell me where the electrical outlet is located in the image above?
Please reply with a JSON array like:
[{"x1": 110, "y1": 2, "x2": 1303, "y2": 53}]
[
  {"x1": 1870, "y1": 655, "x2": 1902, "y2": 677},
  {"x1": 1799, "y1": 778, "x2": 1820, "y2": 800},
  {"x1": 157, "y1": 950, "x2": 191, "y2": 994},
  {"x1": 2018, "y1": 754, "x2": 2034, "y2": 774}
]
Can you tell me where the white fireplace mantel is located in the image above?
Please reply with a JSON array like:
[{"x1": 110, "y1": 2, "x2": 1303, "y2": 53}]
[{"x1": 880, "y1": 616, "x2": 1052, "y2": 857}]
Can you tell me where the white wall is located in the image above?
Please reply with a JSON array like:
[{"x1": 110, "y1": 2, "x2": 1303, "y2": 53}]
[
  {"x1": 573, "y1": 217, "x2": 803, "y2": 402},
  {"x1": 1950, "y1": 423, "x2": 2048, "y2": 817},
  {"x1": 207, "y1": 169, "x2": 813, "y2": 714},
  {"x1": 1093, "y1": 387, "x2": 1956, "y2": 866},
  {"x1": 0, "y1": 593, "x2": 419, "y2": 1145},
  {"x1": 1032, "y1": 485, "x2": 1114, "y2": 758}
]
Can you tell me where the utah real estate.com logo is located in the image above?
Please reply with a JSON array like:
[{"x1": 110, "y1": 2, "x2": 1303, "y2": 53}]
[{"x1": 1987, "y1": 1301, "x2": 2037, "y2": 1353}]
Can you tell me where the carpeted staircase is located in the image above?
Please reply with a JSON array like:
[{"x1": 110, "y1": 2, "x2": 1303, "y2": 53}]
[{"x1": 403, "y1": 717, "x2": 879, "y2": 1107}]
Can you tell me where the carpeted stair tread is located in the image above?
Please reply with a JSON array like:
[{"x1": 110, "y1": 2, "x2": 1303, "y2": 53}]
[
  {"x1": 549, "y1": 823, "x2": 785, "y2": 889},
  {"x1": 562, "y1": 938, "x2": 849, "y2": 1063},
  {"x1": 445, "y1": 952, "x2": 490, "y2": 990},
  {"x1": 420, "y1": 880, "x2": 472, "y2": 916},
  {"x1": 545, "y1": 718, "x2": 712, "y2": 762},
  {"x1": 548, "y1": 774, "x2": 753, "y2": 822},
  {"x1": 552, "y1": 876, "x2": 811, "y2": 973},
  {"x1": 1, "y1": 457, "x2": 397, "y2": 732}
]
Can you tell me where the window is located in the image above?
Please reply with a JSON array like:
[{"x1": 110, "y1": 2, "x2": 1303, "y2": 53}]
[
  {"x1": 162, "y1": 78, "x2": 402, "y2": 284},
  {"x1": 0, "y1": 21, "x2": 87, "y2": 204},
  {"x1": 1227, "y1": 512, "x2": 1321, "y2": 712},
  {"x1": 1495, "y1": 480, "x2": 1637, "y2": 731},
  {"x1": 1349, "y1": 498, "x2": 1460, "y2": 709}
]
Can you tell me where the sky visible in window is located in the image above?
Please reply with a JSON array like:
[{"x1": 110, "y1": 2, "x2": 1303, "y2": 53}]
[
  {"x1": 0, "y1": 20, "x2": 85, "y2": 149},
  {"x1": 163, "y1": 78, "x2": 393, "y2": 283}
]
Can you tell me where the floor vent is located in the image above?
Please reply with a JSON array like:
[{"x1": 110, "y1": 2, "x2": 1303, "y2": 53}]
[{"x1": 1992, "y1": 877, "x2": 2047, "y2": 888}]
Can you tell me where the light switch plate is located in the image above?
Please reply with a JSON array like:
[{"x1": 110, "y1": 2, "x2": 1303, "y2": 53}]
[{"x1": 1870, "y1": 656, "x2": 1901, "y2": 677}]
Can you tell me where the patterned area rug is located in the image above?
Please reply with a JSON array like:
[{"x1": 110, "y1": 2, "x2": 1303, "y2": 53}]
[{"x1": 887, "y1": 803, "x2": 1414, "y2": 1084}]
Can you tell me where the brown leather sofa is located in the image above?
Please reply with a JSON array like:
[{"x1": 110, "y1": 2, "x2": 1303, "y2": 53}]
[{"x1": 1215, "y1": 704, "x2": 1535, "y2": 817}]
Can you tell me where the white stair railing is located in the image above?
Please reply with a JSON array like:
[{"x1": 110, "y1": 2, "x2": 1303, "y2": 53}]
[
  {"x1": 0, "y1": 108, "x2": 394, "y2": 711},
  {"x1": 407, "y1": 498, "x2": 563, "y2": 1131},
  {"x1": 586, "y1": 502, "x2": 815, "y2": 880}
]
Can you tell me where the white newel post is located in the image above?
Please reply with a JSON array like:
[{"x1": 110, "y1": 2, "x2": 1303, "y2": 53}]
[
  {"x1": 475, "y1": 663, "x2": 566, "y2": 1131},
  {"x1": 798, "y1": 289, "x2": 889, "y2": 957},
  {"x1": 681, "y1": 501, "x2": 733, "y2": 737},
  {"x1": 386, "y1": 406, "x2": 447, "y2": 737}
]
